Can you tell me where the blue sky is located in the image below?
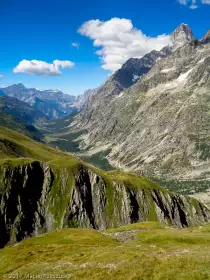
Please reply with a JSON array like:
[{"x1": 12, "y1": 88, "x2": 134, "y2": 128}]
[{"x1": 0, "y1": 0, "x2": 210, "y2": 95}]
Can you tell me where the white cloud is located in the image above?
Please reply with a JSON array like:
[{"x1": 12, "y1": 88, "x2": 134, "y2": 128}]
[
  {"x1": 0, "y1": 75, "x2": 3, "y2": 78},
  {"x1": 201, "y1": 0, "x2": 210, "y2": 4},
  {"x1": 13, "y1": 59, "x2": 75, "y2": 76},
  {"x1": 190, "y1": 0, "x2": 198, "y2": 8},
  {"x1": 178, "y1": 0, "x2": 188, "y2": 4},
  {"x1": 72, "y1": 42, "x2": 79, "y2": 49},
  {"x1": 190, "y1": 4, "x2": 198, "y2": 8},
  {"x1": 178, "y1": 0, "x2": 210, "y2": 7},
  {"x1": 78, "y1": 18, "x2": 172, "y2": 72}
]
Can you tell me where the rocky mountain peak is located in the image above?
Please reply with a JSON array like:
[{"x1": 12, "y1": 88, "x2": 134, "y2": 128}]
[
  {"x1": 109, "y1": 46, "x2": 172, "y2": 89},
  {"x1": 171, "y1": 23, "x2": 194, "y2": 50},
  {"x1": 10, "y1": 83, "x2": 26, "y2": 90},
  {"x1": 201, "y1": 30, "x2": 210, "y2": 44}
]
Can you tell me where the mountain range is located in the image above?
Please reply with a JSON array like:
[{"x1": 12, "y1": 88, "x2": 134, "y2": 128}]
[
  {"x1": 2, "y1": 23, "x2": 210, "y2": 278},
  {"x1": 56, "y1": 24, "x2": 210, "y2": 204},
  {"x1": 0, "y1": 83, "x2": 79, "y2": 120}
]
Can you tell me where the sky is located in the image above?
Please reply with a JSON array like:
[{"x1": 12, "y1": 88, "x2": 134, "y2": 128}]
[{"x1": 0, "y1": 0, "x2": 210, "y2": 95}]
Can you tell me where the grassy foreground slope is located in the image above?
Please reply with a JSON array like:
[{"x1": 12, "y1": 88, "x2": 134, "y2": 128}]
[{"x1": 1, "y1": 222, "x2": 210, "y2": 280}]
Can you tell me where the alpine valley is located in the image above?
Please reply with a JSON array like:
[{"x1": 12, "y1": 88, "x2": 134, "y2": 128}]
[
  {"x1": 2, "y1": 22, "x2": 210, "y2": 280},
  {"x1": 49, "y1": 24, "x2": 210, "y2": 205}
]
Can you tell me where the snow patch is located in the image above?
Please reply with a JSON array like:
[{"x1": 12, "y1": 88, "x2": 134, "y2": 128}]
[
  {"x1": 163, "y1": 69, "x2": 192, "y2": 89},
  {"x1": 117, "y1": 91, "x2": 124, "y2": 98},
  {"x1": 198, "y1": 58, "x2": 205, "y2": 64},
  {"x1": 161, "y1": 67, "x2": 176, "y2": 73},
  {"x1": 177, "y1": 69, "x2": 192, "y2": 82},
  {"x1": 132, "y1": 74, "x2": 139, "y2": 82}
]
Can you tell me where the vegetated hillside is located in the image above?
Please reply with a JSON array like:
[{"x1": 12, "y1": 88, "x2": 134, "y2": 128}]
[
  {"x1": 41, "y1": 114, "x2": 112, "y2": 170},
  {"x1": 0, "y1": 83, "x2": 79, "y2": 120},
  {"x1": 0, "y1": 110, "x2": 44, "y2": 142},
  {"x1": 0, "y1": 126, "x2": 209, "y2": 249},
  {"x1": 0, "y1": 96, "x2": 47, "y2": 125},
  {"x1": 1, "y1": 222, "x2": 210, "y2": 280},
  {"x1": 0, "y1": 90, "x2": 5, "y2": 97},
  {"x1": 68, "y1": 25, "x2": 210, "y2": 201},
  {"x1": 0, "y1": 96, "x2": 46, "y2": 141},
  {"x1": 40, "y1": 43, "x2": 172, "y2": 167}
]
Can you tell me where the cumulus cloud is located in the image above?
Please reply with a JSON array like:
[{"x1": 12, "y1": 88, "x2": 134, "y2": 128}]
[
  {"x1": 72, "y1": 42, "x2": 79, "y2": 49},
  {"x1": 13, "y1": 59, "x2": 75, "y2": 76},
  {"x1": 178, "y1": 0, "x2": 188, "y2": 4},
  {"x1": 190, "y1": 4, "x2": 198, "y2": 8},
  {"x1": 190, "y1": 0, "x2": 198, "y2": 8},
  {"x1": 78, "y1": 18, "x2": 172, "y2": 72},
  {"x1": 201, "y1": 0, "x2": 210, "y2": 4},
  {"x1": 178, "y1": 0, "x2": 210, "y2": 8}
]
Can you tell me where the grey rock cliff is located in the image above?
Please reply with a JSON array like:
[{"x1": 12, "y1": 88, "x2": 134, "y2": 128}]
[
  {"x1": 201, "y1": 30, "x2": 210, "y2": 44},
  {"x1": 171, "y1": 23, "x2": 194, "y2": 50},
  {"x1": 0, "y1": 161, "x2": 209, "y2": 248}
]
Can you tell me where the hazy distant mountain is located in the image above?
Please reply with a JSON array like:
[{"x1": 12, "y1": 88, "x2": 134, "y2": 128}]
[
  {"x1": 0, "y1": 84, "x2": 78, "y2": 120},
  {"x1": 0, "y1": 90, "x2": 5, "y2": 96},
  {"x1": 0, "y1": 96, "x2": 47, "y2": 125},
  {"x1": 0, "y1": 96, "x2": 46, "y2": 141}
]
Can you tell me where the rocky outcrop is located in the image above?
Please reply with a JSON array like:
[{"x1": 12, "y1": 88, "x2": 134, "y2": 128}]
[
  {"x1": 111, "y1": 46, "x2": 172, "y2": 89},
  {"x1": 0, "y1": 161, "x2": 209, "y2": 248},
  {"x1": 201, "y1": 30, "x2": 210, "y2": 44},
  {"x1": 171, "y1": 23, "x2": 194, "y2": 50}
]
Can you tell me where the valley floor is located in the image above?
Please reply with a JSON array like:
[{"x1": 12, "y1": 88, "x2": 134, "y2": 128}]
[{"x1": 1, "y1": 222, "x2": 210, "y2": 280}]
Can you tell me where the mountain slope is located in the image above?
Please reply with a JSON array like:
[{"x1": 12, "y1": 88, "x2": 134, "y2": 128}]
[
  {"x1": 201, "y1": 30, "x2": 210, "y2": 44},
  {"x1": 0, "y1": 110, "x2": 44, "y2": 142},
  {"x1": 171, "y1": 23, "x2": 194, "y2": 50},
  {"x1": 77, "y1": 45, "x2": 172, "y2": 126},
  {"x1": 67, "y1": 24, "x2": 210, "y2": 201},
  {"x1": 112, "y1": 46, "x2": 172, "y2": 89},
  {"x1": 0, "y1": 84, "x2": 78, "y2": 120},
  {"x1": 0, "y1": 126, "x2": 209, "y2": 249},
  {"x1": 1, "y1": 222, "x2": 210, "y2": 280},
  {"x1": 0, "y1": 95, "x2": 46, "y2": 141},
  {"x1": 0, "y1": 96, "x2": 47, "y2": 125}
]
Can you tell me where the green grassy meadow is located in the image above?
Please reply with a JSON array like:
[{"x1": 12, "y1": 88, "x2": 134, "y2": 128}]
[{"x1": 1, "y1": 222, "x2": 210, "y2": 280}]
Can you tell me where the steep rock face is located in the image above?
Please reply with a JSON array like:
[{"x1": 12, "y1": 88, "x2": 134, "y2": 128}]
[
  {"x1": 201, "y1": 30, "x2": 210, "y2": 44},
  {"x1": 112, "y1": 46, "x2": 172, "y2": 89},
  {"x1": 76, "y1": 46, "x2": 172, "y2": 127},
  {"x1": 0, "y1": 161, "x2": 209, "y2": 248},
  {"x1": 77, "y1": 88, "x2": 99, "y2": 110},
  {"x1": 0, "y1": 162, "x2": 53, "y2": 248},
  {"x1": 171, "y1": 24, "x2": 194, "y2": 50}
]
